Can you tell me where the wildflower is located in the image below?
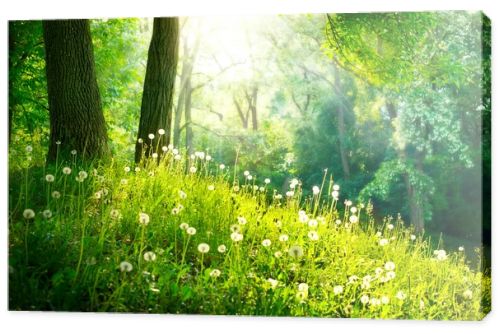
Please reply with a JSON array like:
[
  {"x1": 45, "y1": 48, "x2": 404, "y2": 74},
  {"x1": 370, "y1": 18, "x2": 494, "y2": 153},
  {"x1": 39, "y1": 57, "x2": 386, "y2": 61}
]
[
  {"x1": 308, "y1": 219, "x2": 318, "y2": 228},
  {"x1": 71, "y1": 149, "x2": 77, "y2": 155},
  {"x1": 186, "y1": 227, "x2": 196, "y2": 235},
  {"x1": 168, "y1": 144, "x2": 174, "y2": 150},
  {"x1": 458, "y1": 246, "x2": 465, "y2": 252},
  {"x1": 351, "y1": 207, "x2": 358, "y2": 214},
  {"x1": 219, "y1": 164, "x2": 225, "y2": 170},
  {"x1": 162, "y1": 146, "x2": 168, "y2": 152},
  {"x1": 120, "y1": 179, "x2": 128, "y2": 185},
  {"x1": 288, "y1": 245, "x2": 304, "y2": 258},
  {"x1": 420, "y1": 300, "x2": 425, "y2": 310},
  {"x1": 210, "y1": 269, "x2": 221, "y2": 278},
  {"x1": 374, "y1": 267, "x2": 383, "y2": 276},
  {"x1": 298, "y1": 283, "x2": 309, "y2": 292},
  {"x1": 262, "y1": 239, "x2": 272, "y2": 247},
  {"x1": 189, "y1": 166, "x2": 197, "y2": 173},
  {"x1": 396, "y1": 291, "x2": 406, "y2": 300},
  {"x1": 124, "y1": 166, "x2": 131, "y2": 173},
  {"x1": 45, "y1": 174, "x2": 55, "y2": 183},
  {"x1": 172, "y1": 148, "x2": 179, "y2": 155},
  {"x1": 138, "y1": 138, "x2": 144, "y2": 144},
  {"x1": 268, "y1": 278, "x2": 279, "y2": 289},
  {"x1": 247, "y1": 175, "x2": 253, "y2": 181},
  {"x1": 143, "y1": 251, "x2": 157, "y2": 262},
  {"x1": 386, "y1": 271, "x2": 396, "y2": 280},
  {"x1": 361, "y1": 281, "x2": 371, "y2": 289},
  {"x1": 275, "y1": 220, "x2": 282, "y2": 228},
  {"x1": 274, "y1": 194, "x2": 283, "y2": 200},
  {"x1": 198, "y1": 243, "x2": 210, "y2": 253},
  {"x1": 331, "y1": 190, "x2": 339, "y2": 199},
  {"x1": 370, "y1": 298, "x2": 381, "y2": 307},
  {"x1": 158, "y1": 129, "x2": 165, "y2": 135},
  {"x1": 237, "y1": 216, "x2": 247, "y2": 225},
  {"x1": 23, "y1": 209, "x2": 35, "y2": 219},
  {"x1": 463, "y1": 289, "x2": 473, "y2": 299},
  {"x1": 26, "y1": 145, "x2": 33, "y2": 152},
  {"x1": 298, "y1": 212, "x2": 308, "y2": 223},
  {"x1": 348, "y1": 275, "x2": 359, "y2": 284},
  {"x1": 360, "y1": 295, "x2": 370, "y2": 305},
  {"x1": 217, "y1": 244, "x2": 227, "y2": 253},
  {"x1": 335, "y1": 219, "x2": 342, "y2": 225},
  {"x1": 62, "y1": 167, "x2": 72, "y2": 175},
  {"x1": 244, "y1": 171, "x2": 250, "y2": 176},
  {"x1": 274, "y1": 251, "x2": 282, "y2": 258},
  {"x1": 152, "y1": 153, "x2": 158, "y2": 159},
  {"x1": 345, "y1": 200, "x2": 352, "y2": 206},
  {"x1": 94, "y1": 191, "x2": 102, "y2": 199},
  {"x1": 349, "y1": 215, "x2": 358, "y2": 223},
  {"x1": 148, "y1": 133, "x2": 155, "y2": 140},
  {"x1": 435, "y1": 249, "x2": 447, "y2": 261},
  {"x1": 42, "y1": 209, "x2": 52, "y2": 219},
  {"x1": 205, "y1": 155, "x2": 212, "y2": 161},
  {"x1": 264, "y1": 178, "x2": 271, "y2": 184},
  {"x1": 333, "y1": 184, "x2": 340, "y2": 191},
  {"x1": 139, "y1": 212, "x2": 150, "y2": 226},
  {"x1": 308, "y1": 231, "x2": 319, "y2": 241},
  {"x1": 379, "y1": 238, "x2": 389, "y2": 246},
  {"x1": 312, "y1": 186, "x2": 320, "y2": 195},
  {"x1": 233, "y1": 185, "x2": 240, "y2": 192},
  {"x1": 279, "y1": 234, "x2": 289, "y2": 242},
  {"x1": 172, "y1": 207, "x2": 180, "y2": 215},
  {"x1": 110, "y1": 209, "x2": 121, "y2": 220},
  {"x1": 376, "y1": 231, "x2": 382, "y2": 237},
  {"x1": 119, "y1": 261, "x2": 133, "y2": 272},
  {"x1": 384, "y1": 261, "x2": 396, "y2": 271},
  {"x1": 333, "y1": 285, "x2": 344, "y2": 295},
  {"x1": 51, "y1": 191, "x2": 61, "y2": 199},
  {"x1": 230, "y1": 224, "x2": 240, "y2": 233},
  {"x1": 286, "y1": 191, "x2": 294, "y2": 197},
  {"x1": 231, "y1": 232, "x2": 243, "y2": 242},
  {"x1": 179, "y1": 222, "x2": 189, "y2": 230},
  {"x1": 174, "y1": 154, "x2": 181, "y2": 160},
  {"x1": 135, "y1": 167, "x2": 141, "y2": 172},
  {"x1": 387, "y1": 224, "x2": 394, "y2": 230},
  {"x1": 78, "y1": 170, "x2": 88, "y2": 179}
]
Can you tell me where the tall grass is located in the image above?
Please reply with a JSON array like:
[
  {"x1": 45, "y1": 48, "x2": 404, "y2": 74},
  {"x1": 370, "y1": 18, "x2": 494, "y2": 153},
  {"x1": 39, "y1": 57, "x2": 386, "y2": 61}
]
[{"x1": 8, "y1": 145, "x2": 490, "y2": 319}]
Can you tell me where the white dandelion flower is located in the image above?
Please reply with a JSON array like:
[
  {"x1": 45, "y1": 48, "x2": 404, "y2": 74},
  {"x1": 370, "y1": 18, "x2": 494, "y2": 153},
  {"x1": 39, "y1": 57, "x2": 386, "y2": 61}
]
[
  {"x1": 42, "y1": 209, "x2": 52, "y2": 219},
  {"x1": 137, "y1": 138, "x2": 143, "y2": 144},
  {"x1": 288, "y1": 245, "x2": 304, "y2": 258},
  {"x1": 230, "y1": 232, "x2": 243, "y2": 242},
  {"x1": 386, "y1": 271, "x2": 396, "y2": 280},
  {"x1": 312, "y1": 186, "x2": 320, "y2": 195},
  {"x1": 110, "y1": 209, "x2": 122, "y2": 220},
  {"x1": 62, "y1": 167, "x2": 72, "y2": 175},
  {"x1": 189, "y1": 166, "x2": 197, "y2": 174},
  {"x1": 148, "y1": 133, "x2": 155, "y2": 140},
  {"x1": 435, "y1": 249, "x2": 447, "y2": 261},
  {"x1": 370, "y1": 298, "x2": 381, "y2": 307},
  {"x1": 162, "y1": 146, "x2": 168, "y2": 152},
  {"x1": 396, "y1": 291, "x2": 406, "y2": 300},
  {"x1": 379, "y1": 238, "x2": 389, "y2": 246},
  {"x1": 350, "y1": 207, "x2": 357, "y2": 213},
  {"x1": 78, "y1": 171, "x2": 88, "y2": 179},
  {"x1": 152, "y1": 153, "x2": 158, "y2": 159},
  {"x1": 349, "y1": 215, "x2": 358, "y2": 223},
  {"x1": 172, "y1": 148, "x2": 179, "y2": 155},
  {"x1": 308, "y1": 231, "x2": 319, "y2": 241},
  {"x1": 360, "y1": 295, "x2": 370, "y2": 305},
  {"x1": 331, "y1": 190, "x2": 339, "y2": 199},
  {"x1": 458, "y1": 246, "x2": 465, "y2": 252},
  {"x1": 243, "y1": 170, "x2": 250, "y2": 176},
  {"x1": 210, "y1": 269, "x2": 221, "y2": 278},
  {"x1": 119, "y1": 261, "x2": 133, "y2": 272},
  {"x1": 205, "y1": 155, "x2": 212, "y2": 161},
  {"x1": 70, "y1": 149, "x2": 77, "y2": 155},
  {"x1": 237, "y1": 216, "x2": 247, "y2": 225},
  {"x1": 23, "y1": 209, "x2": 35, "y2": 219},
  {"x1": 268, "y1": 278, "x2": 279, "y2": 289},
  {"x1": 286, "y1": 191, "x2": 294, "y2": 197},
  {"x1": 333, "y1": 184, "x2": 340, "y2": 191},
  {"x1": 463, "y1": 289, "x2": 473, "y2": 299},
  {"x1": 217, "y1": 244, "x2": 227, "y2": 253},
  {"x1": 207, "y1": 185, "x2": 215, "y2": 191},
  {"x1": 158, "y1": 129, "x2": 165, "y2": 135},
  {"x1": 197, "y1": 243, "x2": 210, "y2": 253},
  {"x1": 219, "y1": 164, "x2": 225, "y2": 170},
  {"x1": 308, "y1": 219, "x2": 318, "y2": 228},
  {"x1": 387, "y1": 224, "x2": 394, "y2": 230},
  {"x1": 264, "y1": 178, "x2": 271, "y2": 184},
  {"x1": 51, "y1": 191, "x2": 61, "y2": 199},
  {"x1": 262, "y1": 239, "x2": 272, "y2": 247},
  {"x1": 138, "y1": 212, "x2": 150, "y2": 225},
  {"x1": 174, "y1": 154, "x2": 181, "y2": 160},
  {"x1": 186, "y1": 227, "x2": 196, "y2": 235},
  {"x1": 45, "y1": 174, "x2": 55, "y2": 182},
  {"x1": 384, "y1": 261, "x2": 396, "y2": 271},
  {"x1": 274, "y1": 251, "x2": 282, "y2": 258},
  {"x1": 179, "y1": 222, "x2": 189, "y2": 230},
  {"x1": 143, "y1": 251, "x2": 157, "y2": 262},
  {"x1": 345, "y1": 200, "x2": 352, "y2": 206},
  {"x1": 381, "y1": 296, "x2": 390, "y2": 305},
  {"x1": 279, "y1": 234, "x2": 289, "y2": 242},
  {"x1": 247, "y1": 175, "x2": 253, "y2": 181},
  {"x1": 333, "y1": 285, "x2": 344, "y2": 295},
  {"x1": 298, "y1": 283, "x2": 309, "y2": 292}
]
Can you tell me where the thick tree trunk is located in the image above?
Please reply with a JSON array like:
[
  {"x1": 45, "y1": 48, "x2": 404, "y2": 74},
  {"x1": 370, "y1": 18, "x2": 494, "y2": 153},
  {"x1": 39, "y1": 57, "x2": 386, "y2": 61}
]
[
  {"x1": 135, "y1": 17, "x2": 179, "y2": 163},
  {"x1": 333, "y1": 65, "x2": 350, "y2": 179},
  {"x1": 43, "y1": 19, "x2": 109, "y2": 161}
]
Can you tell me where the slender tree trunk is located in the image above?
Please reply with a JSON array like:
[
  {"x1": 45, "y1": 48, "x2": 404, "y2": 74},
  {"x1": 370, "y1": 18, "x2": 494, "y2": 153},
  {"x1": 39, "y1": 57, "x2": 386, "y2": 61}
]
[
  {"x1": 234, "y1": 96, "x2": 249, "y2": 129},
  {"x1": 386, "y1": 101, "x2": 425, "y2": 232},
  {"x1": 184, "y1": 78, "x2": 193, "y2": 155},
  {"x1": 173, "y1": 61, "x2": 188, "y2": 148},
  {"x1": 250, "y1": 86, "x2": 258, "y2": 131},
  {"x1": 135, "y1": 17, "x2": 179, "y2": 163},
  {"x1": 43, "y1": 19, "x2": 108, "y2": 161},
  {"x1": 333, "y1": 65, "x2": 350, "y2": 179}
]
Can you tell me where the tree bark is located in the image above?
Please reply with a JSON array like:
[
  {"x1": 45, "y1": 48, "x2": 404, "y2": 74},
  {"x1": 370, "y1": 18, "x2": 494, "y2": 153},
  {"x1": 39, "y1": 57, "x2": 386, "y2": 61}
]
[
  {"x1": 333, "y1": 65, "x2": 351, "y2": 179},
  {"x1": 386, "y1": 101, "x2": 425, "y2": 232},
  {"x1": 184, "y1": 77, "x2": 193, "y2": 155},
  {"x1": 135, "y1": 17, "x2": 179, "y2": 163},
  {"x1": 43, "y1": 19, "x2": 109, "y2": 161}
]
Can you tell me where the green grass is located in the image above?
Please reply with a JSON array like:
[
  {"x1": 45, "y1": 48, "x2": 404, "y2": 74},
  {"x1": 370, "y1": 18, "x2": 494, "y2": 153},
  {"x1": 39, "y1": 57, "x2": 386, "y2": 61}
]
[{"x1": 8, "y1": 146, "x2": 491, "y2": 319}]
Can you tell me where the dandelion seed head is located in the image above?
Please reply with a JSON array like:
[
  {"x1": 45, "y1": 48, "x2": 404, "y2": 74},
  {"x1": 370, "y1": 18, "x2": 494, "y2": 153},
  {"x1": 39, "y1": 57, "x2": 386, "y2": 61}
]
[
  {"x1": 186, "y1": 227, "x2": 196, "y2": 235},
  {"x1": 268, "y1": 278, "x2": 279, "y2": 289},
  {"x1": 208, "y1": 185, "x2": 215, "y2": 191},
  {"x1": 42, "y1": 209, "x2": 52, "y2": 219},
  {"x1": 361, "y1": 295, "x2": 370, "y2": 304},
  {"x1": 463, "y1": 289, "x2": 473, "y2": 299},
  {"x1": 217, "y1": 244, "x2": 227, "y2": 253},
  {"x1": 189, "y1": 166, "x2": 197, "y2": 174},
  {"x1": 396, "y1": 291, "x2": 406, "y2": 300},
  {"x1": 244, "y1": 170, "x2": 250, "y2": 176},
  {"x1": 286, "y1": 191, "x2": 294, "y2": 197},
  {"x1": 381, "y1": 296, "x2": 390, "y2": 305},
  {"x1": 210, "y1": 269, "x2": 221, "y2": 278},
  {"x1": 288, "y1": 245, "x2": 304, "y2": 258},
  {"x1": 349, "y1": 215, "x2": 358, "y2": 224},
  {"x1": 279, "y1": 234, "x2": 289, "y2": 242},
  {"x1": 237, "y1": 216, "x2": 247, "y2": 225},
  {"x1": 219, "y1": 164, "x2": 225, "y2": 170},
  {"x1": 312, "y1": 186, "x2": 320, "y2": 195},
  {"x1": 333, "y1": 184, "x2": 340, "y2": 191},
  {"x1": 197, "y1": 243, "x2": 210, "y2": 253},
  {"x1": 333, "y1": 285, "x2": 344, "y2": 295},
  {"x1": 435, "y1": 249, "x2": 447, "y2": 261},
  {"x1": 179, "y1": 222, "x2": 189, "y2": 230},
  {"x1": 387, "y1": 223, "x2": 394, "y2": 230},
  {"x1": 143, "y1": 251, "x2": 157, "y2": 262},
  {"x1": 308, "y1": 231, "x2": 319, "y2": 241},
  {"x1": 152, "y1": 153, "x2": 158, "y2": 159},
  {"x1": 62, "y1": 167, "x2": 72, "y2": 175},
  {"x1": 247, "y1": 175, "x2": 253, "y2": 181},
  {"x1": 262, "y1": 239, "x2": 272, "y2": 247},
  {"x1": 264, "y1": 178, "x2": 271, "y2": 184},
  {"x1": 384, "y1": 261, "x2": 396, "y2": 271},
  {"x1": 71, "y1": 149, "x2": 77, "y2": 155},
  {"x1": 231, "y1": 232, "x2": 243, "y2": 242},
  {"x1": 148, "y1": 133, "x2": 155, "y2": 140},
  {"x1": 379, "y1": 238, "x2": 389, "y2": 246},
  {"x1": 23, "y1": 209, "x2": 35, "y2": 219},
  {"x1": 308, "y1": 219, "x2": 318, "y2": 228},
  {"x1": 274, "y1": 251, "x2": 282, "y2": 258},
  {"x1": 138, "y1": 212, "x2": 150, "y2": 225},
  {"x1": 458, "y1": 246, "x2": 465, "y2": 252},
  {"x1": 162, "y1": 146, "x2": 168, "y2": 152},
  {"x1": 174, "y1": 154, "x2": 181, "y2": 160},
  {"x1": 51, "y1": 191, "x2": 61, "y2": 199},
  {"x1": 137, "y1": 138, "x2": 143, "y2": 144},
  {"x1": 119, "y1": 261, "x2": 133, "y2": 272},
  {"x1": 158, "y1": 129, "x2": 165, "y2": 135},
  {"x1": 110, "y1": 209, "x2": 122, "y2": 220}
]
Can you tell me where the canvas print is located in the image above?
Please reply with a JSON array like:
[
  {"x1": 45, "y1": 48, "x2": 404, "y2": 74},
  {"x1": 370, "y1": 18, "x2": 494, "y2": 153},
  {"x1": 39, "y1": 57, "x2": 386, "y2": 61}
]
[{"x1": 8, "y1": 11, "x2": 491, "y2": 319}]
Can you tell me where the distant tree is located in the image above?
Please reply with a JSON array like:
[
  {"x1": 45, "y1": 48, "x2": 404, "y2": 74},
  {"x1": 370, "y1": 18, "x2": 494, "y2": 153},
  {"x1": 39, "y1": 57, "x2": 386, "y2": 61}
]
[
  {"x1": 135, "y1": 17, "x2": 179, "y2": 163},
  {"x1": 43, "y1": 19, "x2": 109, "y2": 161}
]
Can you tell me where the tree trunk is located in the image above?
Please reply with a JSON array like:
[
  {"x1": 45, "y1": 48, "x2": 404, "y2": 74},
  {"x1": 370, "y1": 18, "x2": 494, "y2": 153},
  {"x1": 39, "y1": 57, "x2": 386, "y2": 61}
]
[
  {"x1": 173, "y1": 61, "x2": 188, "y2": 148},
  {"x1": 184, "y1": 78, "x2": 193, "y2": 156},
  {"x1": 333, "y1": 65, "x2": 350, "y2": 179},
  {"x1": 234, "y1": 96, "x2": 249, "y2": 129},
  {"x1": 135, "y1": 17, "x2": 179, "y2": 163},
  {"x1": 386, "y1": 101, "x2": 425, "y2": 232},
  {"x1": 250, "y1": 86, "x2": 258, "y2": 131},
  {"x1": 43, "y1": 19, "x2": 109, "y2": 161}
]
